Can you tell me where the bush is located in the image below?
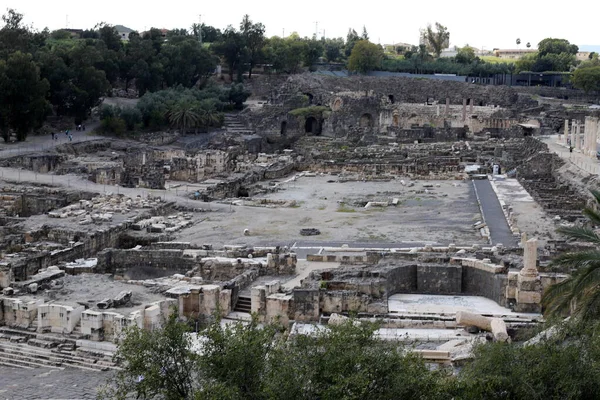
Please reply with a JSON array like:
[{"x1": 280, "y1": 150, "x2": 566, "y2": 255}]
[
  {"x1": 100, "y1": 116, "x2": 126, "y2": 135},
  {"x1": 119, "y1": 107, "x2": 142, "y2": 131}
]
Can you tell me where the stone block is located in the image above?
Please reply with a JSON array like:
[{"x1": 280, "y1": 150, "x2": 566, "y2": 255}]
[
  {"x1": 515, "y1": 288, "x2": 541, "y2": 304},
  {"x1": 517, "y1": 274, "x2": 542, "y2": 292}
]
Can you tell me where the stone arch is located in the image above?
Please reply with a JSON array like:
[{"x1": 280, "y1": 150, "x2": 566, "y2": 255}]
[
  {"x1": 388, "y1": 95, "x2": 395, "y2": 104},
  {"x1": 359, "y1": 113, "x2": 373, "y2": 128},
  {"x1": 280, "y1": 121, "x2": 287, "y2": 136},
  {"x1": 305, "y1": 117, "x2": 322, "y2": 135},
  {"x1": 331, "y1": 97, "x2": 343, "y2": 111},
  {"x1": 304, "y1": 92, "x2": 314, "y2": 105}
]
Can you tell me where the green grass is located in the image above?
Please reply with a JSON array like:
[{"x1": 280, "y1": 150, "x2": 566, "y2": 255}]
[
  {"x1": 480, "y1": 56, "x2": 514, "y2": 64},
  {"x1": 337, "y1": 204, "x2": 356, "y2": 213}
]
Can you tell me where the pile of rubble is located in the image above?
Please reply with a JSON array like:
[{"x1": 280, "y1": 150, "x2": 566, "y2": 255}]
[
  {"x1": 130, "y1": 213, "x2": 194, "y2": 233},
  {"x1": 47, "y1": 195, "x2": 165, "y2": 225}
]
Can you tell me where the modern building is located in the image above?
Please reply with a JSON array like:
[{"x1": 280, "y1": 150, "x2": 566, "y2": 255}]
[
  {"x1": 492, "y1": 49, "x2": 537, "y2": 60},
  {"x1": 114, "y1": 25, "x2": 134, "y2": 41}
]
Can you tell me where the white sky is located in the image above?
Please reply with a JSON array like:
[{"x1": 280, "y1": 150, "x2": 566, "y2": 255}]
[{"x1": 6, "y1": 0, "x2": 599, "y2": 50}]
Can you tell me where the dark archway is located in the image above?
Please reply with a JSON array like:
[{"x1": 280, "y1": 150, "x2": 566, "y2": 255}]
[
  {"x1": 466, "y1": 98, "x2": 471, "y2": 105},
  {"x1": 280, "y1": 121, "x2": 287, "y2": 136},
  {"x1": 359, "y1": 113, "x2": 373, "y2": 128},
  {"x1": 305, "y1": 117, "x2": 321, "y2": 135},
  {"x1": 392, "y1": 114, "x2": 399, "y2": 127},
  {"x1": 388, "y1": 95, "x2": 395, "y2": 104}
]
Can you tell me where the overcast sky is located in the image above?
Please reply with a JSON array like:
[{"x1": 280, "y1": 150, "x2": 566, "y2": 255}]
[{"x1": 7, "y1": 0, "x2": 599, "y2": 50}]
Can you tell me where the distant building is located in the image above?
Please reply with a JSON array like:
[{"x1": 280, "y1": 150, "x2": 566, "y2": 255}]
[
  {"x1": 576, "y1": 51, "x2": 592, "y2": 61},
  {"x1": 492, "y1": 49, "x2": 537, "y2": 60},
  {"x1": 439, "y1": 49, "x2": 458, "y2": 58},
  {"x1": 141, "y1": 28, "x2": 169, "y2": 38},
  {"x1": 384, "y1": 42, "x2": 415, "y2": 55},
  {"x1": 114, "y1": 25, "x2": 134, "y2": 41}
]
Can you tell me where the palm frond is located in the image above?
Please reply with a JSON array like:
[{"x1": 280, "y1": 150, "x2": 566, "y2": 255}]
[
  {"x1": 550, "y1": 250, "x2": 600, "y2": 269},
  {"x1": 589, "y1": 189, "x2": 600, "y2": 207},
  {"x1": 582, "y1": 207, "x2": 600, "y2": 225},
  {"x1": 556, "y1": 226, "x2": 600, "y2": 244},
  {"x1": 542, "y1": 277, "x2": 576, "y2": 318},
  {"x1": 572, "y1": 284, "x2": 600, "y2": 321}
]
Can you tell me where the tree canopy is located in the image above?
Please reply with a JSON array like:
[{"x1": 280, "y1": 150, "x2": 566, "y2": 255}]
[
  {"x1": 425, "y1": 22, "x2": 450, "y2": 58},
  {"x1": 348, "y1": 40, "x2": 384, "y2": 74}
]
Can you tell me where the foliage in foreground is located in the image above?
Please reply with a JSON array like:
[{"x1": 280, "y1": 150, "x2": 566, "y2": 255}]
[
  {"x1": 103, "y1": 312, "x2": 600, "y2": 400},
  {"x1": 543, "y1": 189, "x2": 600, "y2": 321},
  {"x1": 103, "y1": 315, "x2": 449, "y2": 400}
]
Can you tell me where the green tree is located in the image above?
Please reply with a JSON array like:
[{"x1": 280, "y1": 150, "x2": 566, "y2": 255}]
[
  {"x1": 361, "y1": 25, "x2": 369, "y2": 40},
  {"x1": 166, "y1": 100, "x2": 201, "y2": 134},
  {"x1": 96, "y1": 23, "x2": 122, "y2": 52},
  {"x1": 543, "y1": 190, "x2": 600, "y2": 320},
  {"x1": 160, "y1": 37, "x2": 217, "y2": 87},
  {"x1": 240, "y1": 15, "x2": 265, "y2": 79},
  {"x1": 425, "y1": 22, "x2": 450, "y2": 58},
  {"x1": 344, "y1": 28, "x2": 361, "y2": 57},
  {"x1": 228, "y1": 83, "x2": 251, "y2": 109},
  {"x1": 347, "y1": 40, "x2": 383, "y2": 73},
  {"x1": 324, "y1": 38, "x2": 344, "y2": 62},
  {"x1": 456, "y1": 325, "x2": 600, "y2": 399},
  {"x1": 456, "y1": 45, "x2": 476, "y2": 64},
  {"x1": 304, "y1": 38, "x2": 325, "y2": 68},
  {"x1": 213, "y1": 27, "x2": 247, "y2": 82},
  {"x1": 119, "y1": 107, "x2": 142, "y2": 130},
  {"x1": 0, "y1": 51, "x2": 49, "y2": 141},
  {"x1": 538, "y1": 38, "x2": 578, "y2": 57},
  {"x1": 265, "y1": 319, "x2": 447, "y2": 400},
  {"x1": 101, "y1": 313, "x2": 198, "y2": 400},
  {"x1": 50, "y1": 29, "x2": 71, "y2": 40}
]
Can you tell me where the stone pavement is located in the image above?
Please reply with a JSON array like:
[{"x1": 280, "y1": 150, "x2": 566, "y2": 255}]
[
  {"x1": 0, "y1": 366, "x2": 113, "y2": 400},
  {"x1": 540, "y1": 135, "x2": 600, "y2": 175},
  {"x1": 0, "y1": 123, "x2": 103, "y2": 161},
  {"x1": 473, "y1": 179, "x2": 517, "y2": 247}
]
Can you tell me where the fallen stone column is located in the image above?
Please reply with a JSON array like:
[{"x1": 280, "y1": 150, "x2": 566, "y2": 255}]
[{"x1": 456, "y1": 311, "x2": 510, "y2": 342}]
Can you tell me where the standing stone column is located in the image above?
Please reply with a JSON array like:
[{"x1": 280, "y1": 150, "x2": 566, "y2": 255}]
[
  {"x1": 576, "y1": 121, "x2": 582, "y2": 151},
  {"x1": 462, "y1": 99, "x2": 466, "y2": 122},
  {"x1": 515, "y1": 238, "x2": 542, "y2": 313},
  {"x1": 436, "y1": 104, "x2": 440, "y2": 117},
  {"x1": 521, "y1": 238, "x2": 538, "y2": 277},
  {"x1": 591, "y1": 117, "x2": 599, "y2": 158},
  {"x1": 469, "y1": 101, "x2": 473, "y2": 114},
  {"x1": 445, "y1": 98, "x2": 450, "y2": 115},
  {"x1": 563, "y1": 119, "x2": 569, "y2": 144},
  {"x1": 571, "y1": 121, "x2": 576, "y2": 149},
  {"x1": 520, "y1": 232, "x2": 528, "y2": 248}
]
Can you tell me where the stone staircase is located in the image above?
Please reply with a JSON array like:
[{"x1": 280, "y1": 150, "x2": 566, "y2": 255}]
[
  {"x1": 233, "y1": 295, "x2": 252, "y2": 313},
  {"x1": 224, "y1": 113, "x2": 255, "y2": 136},
  {"x1": 0, "y1": 327, "x2": 118, "y2": 371}
]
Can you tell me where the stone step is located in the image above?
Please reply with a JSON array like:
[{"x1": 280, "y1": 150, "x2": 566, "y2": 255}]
[
  {"x1": 0, "y1": 326, "x2": 77, "y2": 346},
  {"x1": 0, "y1": 342, "x2": 118, "y2": 371},
  {"x1": 0, "y1": 353, "x2": 61, "y2": 370},
  {"x1": 234, "y1": 296, "x2": 252, "y2": 313},
  {"x1": 0, "y1": 350, "x2": 65, "y2": 370},
  {"x1": 0, "y1": 359, "x2": 34, "y2": 369}
]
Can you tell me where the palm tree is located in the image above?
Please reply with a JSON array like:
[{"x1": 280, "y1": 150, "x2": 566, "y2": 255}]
[
  {"x1": 516, "y1": 38, "x2": 521, "y2": 48},
  {"x1": 542, "y1": 190, "x2": 600, "y2": 321},
  {"x1": 166, "y1": 101, "x2": 200, "y2": 135},
  {"x1": 526, "y1": 42, "x2": 531, "y2": 49}
]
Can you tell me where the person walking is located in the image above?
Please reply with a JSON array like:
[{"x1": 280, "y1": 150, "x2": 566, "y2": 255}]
[{"x1": 51, "y1": 131, "x2": 55, "y2": 140}]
